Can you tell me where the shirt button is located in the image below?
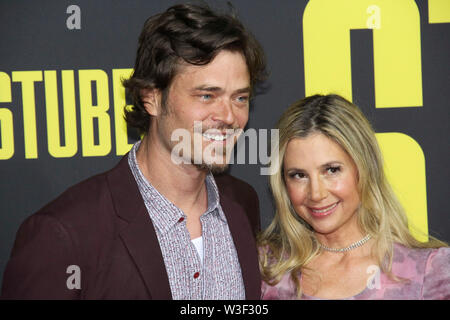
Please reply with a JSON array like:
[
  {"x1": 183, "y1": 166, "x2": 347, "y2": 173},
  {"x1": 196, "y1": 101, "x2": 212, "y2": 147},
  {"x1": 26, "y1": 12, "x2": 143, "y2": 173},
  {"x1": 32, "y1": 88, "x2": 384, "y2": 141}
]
[
  {"x1": 178, "y1": 217, "x2": 184, "y2": 223},
  {"x1": 193, "y1": 272, "x2": 200, "y2": 279}
]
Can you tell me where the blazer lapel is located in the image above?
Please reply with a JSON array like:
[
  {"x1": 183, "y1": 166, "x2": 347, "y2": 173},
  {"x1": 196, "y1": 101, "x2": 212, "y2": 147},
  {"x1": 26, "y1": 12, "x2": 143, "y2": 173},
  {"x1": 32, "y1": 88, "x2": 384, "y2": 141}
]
[
  {"x1": 107, "y1": 155, "x2": 172, "y2": 299},
  {"x1": 220, "y1": 193, "x2": 261, "y2": 300}
]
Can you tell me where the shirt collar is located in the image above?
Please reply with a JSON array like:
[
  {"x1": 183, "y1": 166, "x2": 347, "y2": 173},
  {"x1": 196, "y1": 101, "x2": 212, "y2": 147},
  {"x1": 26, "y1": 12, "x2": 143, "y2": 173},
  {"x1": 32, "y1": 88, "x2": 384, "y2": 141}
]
[{"x1": 128, "y1": 141, "x2": 226, "y2": 235}]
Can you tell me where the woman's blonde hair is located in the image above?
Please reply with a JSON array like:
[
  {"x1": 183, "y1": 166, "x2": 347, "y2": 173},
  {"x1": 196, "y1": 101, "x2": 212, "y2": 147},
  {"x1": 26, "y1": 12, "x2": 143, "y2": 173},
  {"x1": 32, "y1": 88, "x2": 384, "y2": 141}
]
[{"x1": 258, "y1": 94, "x2": 447, "y2": 298}]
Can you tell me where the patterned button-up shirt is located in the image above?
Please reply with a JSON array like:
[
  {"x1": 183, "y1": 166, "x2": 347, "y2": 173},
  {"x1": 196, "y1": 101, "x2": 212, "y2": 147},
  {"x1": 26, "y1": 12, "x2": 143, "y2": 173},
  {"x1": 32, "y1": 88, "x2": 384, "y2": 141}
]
[{"x1": 128, "y1": 142, "x2": 245, "y2": 299}]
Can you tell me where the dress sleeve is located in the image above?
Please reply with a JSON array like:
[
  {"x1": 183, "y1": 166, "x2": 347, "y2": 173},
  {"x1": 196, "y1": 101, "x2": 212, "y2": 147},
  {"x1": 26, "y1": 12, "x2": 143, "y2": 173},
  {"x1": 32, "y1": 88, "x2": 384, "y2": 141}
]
[
  {"x1": 422, "y1": 247, "x2": 450, "y2": 300},
  {"x1": 261, "y1": 279, "x2": 283, "y2": 300},
  {"x1": 259, "y1": 245, "x2": 298, "y2": 300}
]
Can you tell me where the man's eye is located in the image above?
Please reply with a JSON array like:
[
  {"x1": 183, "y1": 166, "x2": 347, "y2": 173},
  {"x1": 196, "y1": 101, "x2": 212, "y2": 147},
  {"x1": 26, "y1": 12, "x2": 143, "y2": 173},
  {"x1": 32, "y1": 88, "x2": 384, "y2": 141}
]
[
  {"x1": 236, "y1": 96, "x2": 249, "y2": 103},
  {"x1": 200, "y1": 94, "x2": 212, "y2": 101}
]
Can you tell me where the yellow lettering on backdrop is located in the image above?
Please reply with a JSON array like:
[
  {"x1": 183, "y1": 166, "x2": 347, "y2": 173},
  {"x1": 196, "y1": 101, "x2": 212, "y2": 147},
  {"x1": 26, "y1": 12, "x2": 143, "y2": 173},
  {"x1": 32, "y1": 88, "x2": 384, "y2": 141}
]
[
  {"x1": 303, "y1": 0, "x2": 422, "y2": 108},
  {"x1": 44, "y1": 70, "x2": 78, "y2": 158},
  {"x1": 428, "y1": 0, "x2": 450, "y2": 23},
  {"x1": 12, "y1": 71, "x2": 43, "y2": 159},
  {"x1": 303, "y1": 0, "x2": 428, "y2": 240},
  {"x1": 376, "y1": 133, "x2": 428, "y2": 242},
  {"x1": 0, "y1": 72, "x2": 14, "y2": 159},
  {"x1": 112, "y1": 68, "x2": 133, "y2": 155},
  {"x1": 79, "y1": 69, "x2": 111, "y2": 157}
]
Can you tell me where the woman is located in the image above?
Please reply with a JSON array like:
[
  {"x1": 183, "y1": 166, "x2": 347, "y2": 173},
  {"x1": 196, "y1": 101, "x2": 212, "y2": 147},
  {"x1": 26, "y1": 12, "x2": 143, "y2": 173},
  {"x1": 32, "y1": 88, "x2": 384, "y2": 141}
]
[{"x1": 259, "y1": 94, "x2": 449, "y2": 299}]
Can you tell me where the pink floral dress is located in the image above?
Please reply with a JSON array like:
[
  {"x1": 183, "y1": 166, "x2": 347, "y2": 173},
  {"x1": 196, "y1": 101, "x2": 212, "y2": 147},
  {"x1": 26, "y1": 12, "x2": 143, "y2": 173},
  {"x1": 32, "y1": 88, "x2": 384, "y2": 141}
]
[{"x1": 261, "y1": 243, "x2": 450, "y2": 300}]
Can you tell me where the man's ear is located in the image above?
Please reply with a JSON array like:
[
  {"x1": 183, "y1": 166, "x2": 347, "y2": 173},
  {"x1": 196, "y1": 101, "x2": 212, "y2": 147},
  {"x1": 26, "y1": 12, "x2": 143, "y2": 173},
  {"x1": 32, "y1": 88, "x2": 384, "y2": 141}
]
[{"x1": 141, "y1": 88, "x2": 162, "y2": 116}]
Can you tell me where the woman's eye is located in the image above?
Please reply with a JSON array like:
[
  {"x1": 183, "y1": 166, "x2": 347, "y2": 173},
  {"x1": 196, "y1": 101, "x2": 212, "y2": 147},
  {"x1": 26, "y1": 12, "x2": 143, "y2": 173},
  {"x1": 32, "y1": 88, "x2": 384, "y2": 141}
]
[
  {"x1": 289, "y1": 172, "x2": 306, "y2": 179},
  {"x1": 327, "y1": 166, "x2": 341, "y2": 174}
]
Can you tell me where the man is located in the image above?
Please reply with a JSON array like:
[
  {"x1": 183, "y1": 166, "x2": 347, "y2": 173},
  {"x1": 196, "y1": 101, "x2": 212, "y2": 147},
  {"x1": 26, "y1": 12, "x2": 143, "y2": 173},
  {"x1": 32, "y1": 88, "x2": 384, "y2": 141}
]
[{"x1": 1, "y1": 4, "x2": 266, "y2": 299}]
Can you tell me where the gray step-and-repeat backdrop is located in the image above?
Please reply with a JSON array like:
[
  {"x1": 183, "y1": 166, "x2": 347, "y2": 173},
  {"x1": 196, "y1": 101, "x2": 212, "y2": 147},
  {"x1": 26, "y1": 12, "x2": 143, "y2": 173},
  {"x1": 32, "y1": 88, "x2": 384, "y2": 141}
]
[{"x1": 1, "y1": 0, "x2": 449, "y2": 287}]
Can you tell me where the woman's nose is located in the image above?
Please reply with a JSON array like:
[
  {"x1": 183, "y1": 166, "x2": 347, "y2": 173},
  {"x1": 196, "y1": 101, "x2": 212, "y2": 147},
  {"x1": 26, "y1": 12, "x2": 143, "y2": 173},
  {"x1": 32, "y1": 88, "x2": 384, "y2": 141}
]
[{"x1": 309, "y1": 176, "x2": 327, "y2": 202}]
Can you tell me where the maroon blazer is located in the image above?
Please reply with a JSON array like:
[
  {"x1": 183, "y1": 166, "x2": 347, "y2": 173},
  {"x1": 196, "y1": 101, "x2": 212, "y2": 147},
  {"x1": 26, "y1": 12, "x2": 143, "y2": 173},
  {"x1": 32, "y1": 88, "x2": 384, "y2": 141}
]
[{"x1": 1, "y1": 155, "x2": 261, "y2": 299}]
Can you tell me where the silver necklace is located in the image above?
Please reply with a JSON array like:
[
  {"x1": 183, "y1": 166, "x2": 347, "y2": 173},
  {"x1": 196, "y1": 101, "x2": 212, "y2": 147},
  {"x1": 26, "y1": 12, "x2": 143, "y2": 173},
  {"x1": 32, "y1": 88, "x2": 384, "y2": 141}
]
[{"x1": 319, "y1": 234, "x2": 372, "y2": 253}]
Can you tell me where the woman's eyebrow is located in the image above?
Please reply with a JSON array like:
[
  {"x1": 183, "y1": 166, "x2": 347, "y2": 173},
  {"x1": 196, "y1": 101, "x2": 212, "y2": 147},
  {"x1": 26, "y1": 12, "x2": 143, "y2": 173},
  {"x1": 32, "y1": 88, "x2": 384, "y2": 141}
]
[{"x1": 320, "y1": 161, "x2": 343, "y2": 168}]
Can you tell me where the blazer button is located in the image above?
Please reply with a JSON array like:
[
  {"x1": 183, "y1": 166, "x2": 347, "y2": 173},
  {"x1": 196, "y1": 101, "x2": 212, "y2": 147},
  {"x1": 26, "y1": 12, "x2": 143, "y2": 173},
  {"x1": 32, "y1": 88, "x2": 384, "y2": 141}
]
[
  {"x1": 178, "y1": 217, "x2": 184, "y2": 223},
  {"x1": 193, "y1": 272, "x2": 200, "y2": 279}
]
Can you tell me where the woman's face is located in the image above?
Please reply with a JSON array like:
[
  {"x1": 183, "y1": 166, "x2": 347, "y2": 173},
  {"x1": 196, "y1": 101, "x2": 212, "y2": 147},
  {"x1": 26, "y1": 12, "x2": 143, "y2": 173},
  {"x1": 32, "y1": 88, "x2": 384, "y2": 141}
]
[{"x1": 283, "y1": 133, "x2": 361, "y2": 236}]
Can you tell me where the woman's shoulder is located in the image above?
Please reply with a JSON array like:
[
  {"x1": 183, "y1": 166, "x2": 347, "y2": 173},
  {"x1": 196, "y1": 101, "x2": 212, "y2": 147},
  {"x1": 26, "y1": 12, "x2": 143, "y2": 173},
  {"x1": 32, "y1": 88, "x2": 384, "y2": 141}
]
[
  {"x1": 392, "y1": 243, "x2": 450, "y2": 299},
  {"x1": 392, "y1": 242, "x2": 449, "y2": 266},
  {"x1": 261, "y1": 271, "x2": 298, "y2": 300},
  {"x1": 422, "y1": 245, "x2": 450, "y2": 299},
  {"x1": 391, "y1": 243, "x2": 448, "y2": 273},
  {"x1": 258, "y1": 243, "x2": 300, "y2": 300}
]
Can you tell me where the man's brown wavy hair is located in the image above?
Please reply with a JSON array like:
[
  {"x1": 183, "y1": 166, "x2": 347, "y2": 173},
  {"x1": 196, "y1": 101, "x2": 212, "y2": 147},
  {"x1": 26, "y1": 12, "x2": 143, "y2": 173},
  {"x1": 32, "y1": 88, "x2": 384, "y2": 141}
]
[{"x1": 123, "y1": 3, "x2": 267, "y2": 135}]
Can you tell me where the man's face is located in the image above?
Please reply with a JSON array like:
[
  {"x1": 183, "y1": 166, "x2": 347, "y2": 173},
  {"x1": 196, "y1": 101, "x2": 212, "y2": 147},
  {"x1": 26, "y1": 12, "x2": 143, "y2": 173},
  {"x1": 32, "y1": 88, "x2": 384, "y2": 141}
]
[{"x1": 149, "y1": 50, "x2": 251, "y2": 173}]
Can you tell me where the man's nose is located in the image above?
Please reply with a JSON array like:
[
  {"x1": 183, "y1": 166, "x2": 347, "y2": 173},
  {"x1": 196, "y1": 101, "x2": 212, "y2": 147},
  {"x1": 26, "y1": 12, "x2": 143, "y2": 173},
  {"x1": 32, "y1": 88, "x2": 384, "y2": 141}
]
[{"x1": 213, "y1": 98, "x2": 236, "y2": 125}]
